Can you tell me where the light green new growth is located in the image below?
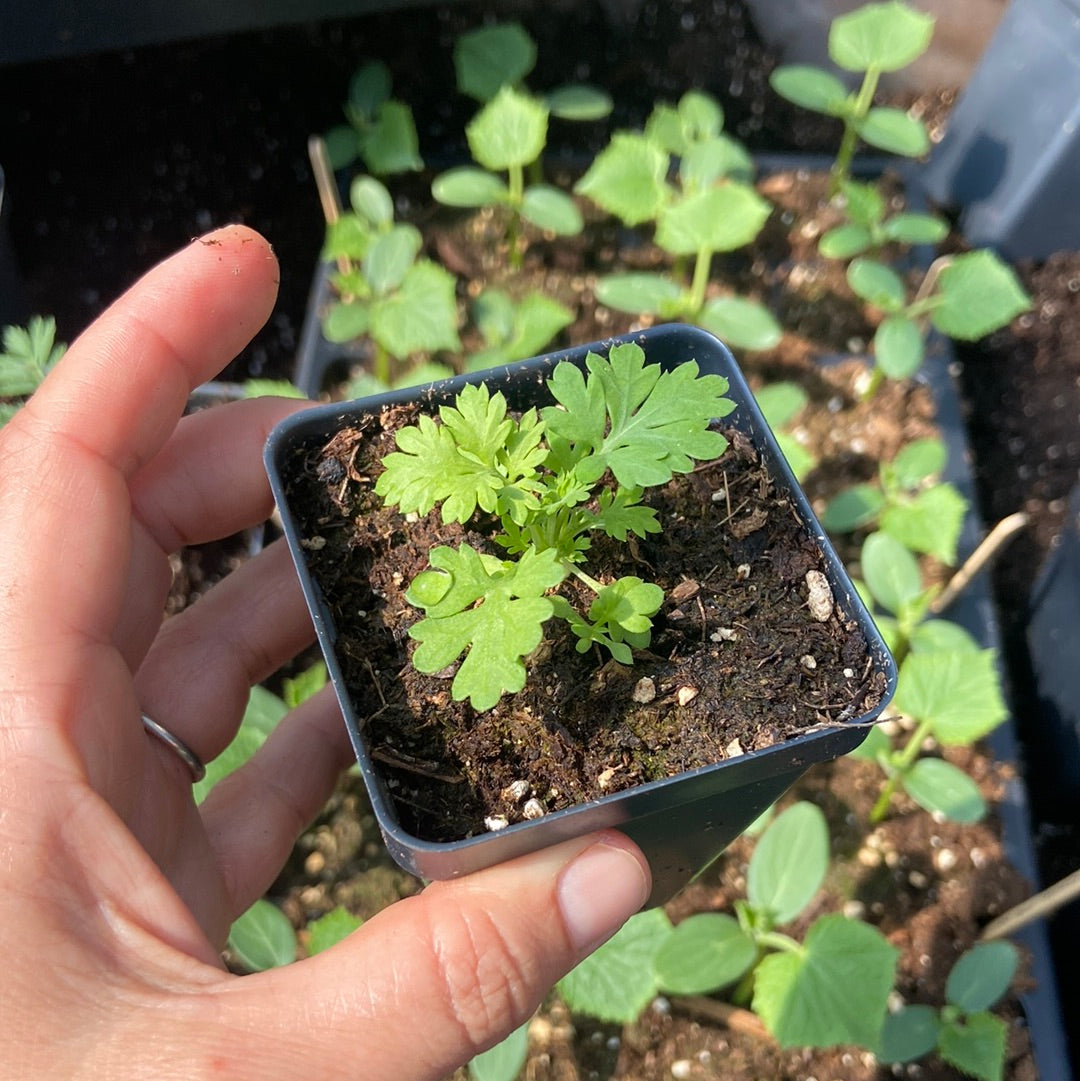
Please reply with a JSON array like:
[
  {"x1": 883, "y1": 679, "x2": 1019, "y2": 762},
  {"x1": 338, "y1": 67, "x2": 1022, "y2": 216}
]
[
  {"x1": 376, "y1": 341, "x2": 735, "y2": 710},
  {"x1": 0, "y1": 315, "x2": 67, "y2": 427},
  {"x1": 819, "y1": 178, "x2": 948, "y2": 260},
  {"x1": 769, "y1": 1, "x2": 936, "y2": 195}
]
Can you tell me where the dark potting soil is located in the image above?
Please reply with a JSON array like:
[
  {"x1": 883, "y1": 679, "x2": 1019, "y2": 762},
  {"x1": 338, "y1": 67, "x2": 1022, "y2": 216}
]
[{"x1": 279, "y1": 403, "x2": 881, "y2": 841}]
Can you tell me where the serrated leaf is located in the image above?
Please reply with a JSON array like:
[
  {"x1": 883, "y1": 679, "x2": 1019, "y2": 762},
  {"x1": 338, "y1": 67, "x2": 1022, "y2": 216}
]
[
  {"x1": 546, "y1": 83, "x2": 613, "y2": 121},
  {"x1": 700, "y1": 296, "x2": 782, "y2": 351},
  {"x1": 894, "y1": 649, "x2": 1007, "y2": 744},
  {"x1": 520, "y1": 184, "x2": 583, "y2": 234},
  {"x1": 370, "y1": 260, "x2": 461, "y2": 357},
  {"x1": 588, "y1": 576, "x2": 664, "y2": 639},
  {"x1": 874, "y1": 315, "x2": 925, "y2": 378},
  {"x1": 822, "y1": 484, "x2": 886, "y2": 533},
  {"x1": 879, "y1": 1004, "x2": 942, "y2": 1063},
  {"x1": 454, "y1": 22, "x2": 536, "y2": 101},
  {"x1": 469, "y1": 1023, "x2": 530, "y2": 1081},
  {"x1": 931, "y1": 250, "x2": 1031, "y2": 340},
  {"x1": 595, "y1": 273, "x2": 684, "y2": 316},
  {"x1": 904, "y1": 757, "x2": 986, "y2": 823},
  {"x1": 861, "y1": 531, "x2": 924, "y2": 614},
  {"x1": 228, "y1": 900, "x2": 296, "y2": 972},
  {"x1": 306, "y1": 907, "x2": 363, "y2": 955},
  {"x1": 848, "y1": 257, "x2": 907, "y2": 311},
  {"x1": 574, "y1": 132, "x2": 670, "y2": 226},
  {"x1": 467, "y1": 86, "x2": 548, "y2": 172},
  {"x1": 542, "y1": 343, "x2": 734, "y2": 489},
  {"x1": 654, "y1": 913, "x2": 757, "y2": 995},
  {"x1": 939, "y1": 1013, "x2": 1009, "y2": 1081},
  {"x1": 880, "y1": 483, "x2": 967, "y2": 564},
  {"x1": 910, "y1": 618, "x2": 981, "y2": 654},
  {"x1": 680, "y1": 135, "x2": 755, "y2": 188},
  {"x1": 323, "y1": 300, "x2": 370, "y2": 344},
  {"x1": 359, "y1": 99, "x2": 423, "y2": 175},
  {"x1": 858, "y1": 107, "x2": 930, "y2": 157},
  {"x1": 585, "y1": 486, "x2": 661, "y2": 541},
  {"x1": 363, "y1": 224, "x2": 422, "y2": 295},
  {"x1": 557, "y1": 909, "x2": 672, "y2": 1023},
  {"x1": 432, "y1": 166, "x2": 510, "y2": 208},
  {"x1": 753, "y1": 914, "x2": 898, "y2": 1049},
  {"x1": 769, "y1": 66, "x2": 849, "y2": 116},
  {"x1": 656, "y1": 182, "x2": 771, "y2": 255},
  {"x1": 946, "y1": 942, "x2": 1019, "y2": 1013},
  {"x1": 829, "y1": 1, "x2": 936, "y2": 73},
  {"x1": 506, "y1": 292, "x2": 574, "y2": 357},
  {"x1": 0, "y1": 315, "x2": 65, "y2": 395},
  {"x1": 407, "y1": 545, "x2": 564, "y2": 711},
  {"x1": 747, "y1": 801, "x2": 829, "y2": 924}
]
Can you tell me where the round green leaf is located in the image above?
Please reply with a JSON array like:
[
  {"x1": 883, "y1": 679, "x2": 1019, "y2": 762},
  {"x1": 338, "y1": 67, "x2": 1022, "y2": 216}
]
[
  {"x1": 946, "y1": 942, "x2": 1020, "y2": 1013},
  {"x1": 362, "y1": 224, "x2": 422, "y2": 295},
  {"x1": 904, "y1": 757, "x2": 986, "y2": 823},
  {"x1": 469, "y1": 1023, "x2": 530, "y2": 1081},
  {"x1": 829, "y1": 2, "x2": 936, "y2": 73},
  {"x1": 858, "y1": 107, "x2": 930, "y2": 157},
  {"x1": 520, "y1": 185, "x2": 583, "y2": 234},
  {"x1": 819, "y1": 223, "x2": 873, "y2": 259},
  {"x1": 890, "y1": 436, "x2": 947, "y2": 487},
  {"x1": 466, "y1": 86, "x2": 548, "y2": 172},
  {"x1": 700, "y1": 296, "x2": 782, "y2": 350},
  {"x1": 883, "y1": 212, "x2": 948, "y2": 245},
  {"x1": 678, "y1": 89, "x2": 725, "y2": 138},
  {"x1": 654, "y1": 913, "x2": 757, "y2": 995},
  {"x1": 879, "y1": 1004, "x2": 942, "y2": 1064},
  {"x1": 595, "y1": 273, "x2": 684, "y2": 316},
  {"x1": 323, "y1": 300, "x2": 370, "y2": 344},
  {"x1": 370, "y1": 260, "x2": 461, "y2": 357},
  {"x1": 348, "y1": 60, "x2": 391, "y2": 115},
  {"x1": 860, "y1": 530, "x2": 923, "y2": 615},
  {"x1": 454, "y1": 22, "x2": 536, "y2": 102},
  {"x1": 874, "y1": 315, "x2": 924, "y2": 379},
  {"x1": 228, "y1": 899, "x2": 296, "y2": 972},
  {"x1": 822, "y1": 483, "x2": 886, "y2": 533},
  {"x1": 753, "y1": 381, "x2": 808, "y2": 428},
  {"x1": 680, "y1": 135, "x2": 755, "y2": 187},
  {"x1": 324, "y1": 124, "x2": 359, "y2": 171},
  {"x1": 931, "y1": 250, "x2": 1032, "y2": 341},
  {"x1": 847, "y1": 257, "x2": 907, "y2": 311},
  {"x1": 432, "y1": 166, "x2": 509, "y2": 208},
  {"x1": 657, "y1": 182, "x2": 771, "y2": 255},
  {"x1": 546, "y1": 83, "x2": 613, "y2": 121},
  {"x1": 747, "y1": 801, "x2": 828, "y2": 924},
  {"x1": 769, "y1": 65, "x2": 849, "y2": 115},
  {"x1": 306, "y1": 907, "x2": 363, "y2": 956},
  {"x1": 350, "y1": 175, "x2": 395, "y2": 228}
]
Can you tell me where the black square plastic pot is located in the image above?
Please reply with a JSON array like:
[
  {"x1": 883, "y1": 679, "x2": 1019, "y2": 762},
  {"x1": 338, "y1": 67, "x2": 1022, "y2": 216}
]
[{"x1": 265, "y1": 323, "x2": 897, "y2": 904}]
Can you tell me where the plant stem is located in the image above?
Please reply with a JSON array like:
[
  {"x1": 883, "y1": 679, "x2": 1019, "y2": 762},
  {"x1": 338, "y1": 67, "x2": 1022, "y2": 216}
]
[
  {"x1": 508, "y1": 163, "x2": 525, "y2": 270},
  {"x1": 830, "y1": 67, "x2": 881, "y2": 198},
  {"x1": 757, "y1": 931, "x2": 803, "y2": 955},
  {"x1": 689, "y1": 247, "x2": 714, "y2": 315},
  {"x1": 372, "y1": 341, "x2": 392, "y2": 386},
  {"x1": 568, "y1": 563, "x2": 605, "y2": 595},
  {"x1": 870, "y1": 717, "x2": 933, "y2": 823}
]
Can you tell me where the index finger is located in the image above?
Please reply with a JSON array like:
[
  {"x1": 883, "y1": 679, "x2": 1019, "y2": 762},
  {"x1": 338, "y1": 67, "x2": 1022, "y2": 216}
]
[{"x1": 24, "y1": 225, "x2": 279, "y2": 479}]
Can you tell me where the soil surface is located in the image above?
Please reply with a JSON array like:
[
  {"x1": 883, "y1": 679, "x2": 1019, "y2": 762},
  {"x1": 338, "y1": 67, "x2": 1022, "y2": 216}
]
[{"x1": 2, "y1": 0, "x2": 1077, "y2": 1076}]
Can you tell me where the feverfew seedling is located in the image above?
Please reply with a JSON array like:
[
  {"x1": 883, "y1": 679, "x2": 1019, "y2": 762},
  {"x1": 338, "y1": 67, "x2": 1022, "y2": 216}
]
[
  {"x1": 770, "y1": 1, "x2": 936, "y2": 195},
  {"x1": 375, "y1": 341, "x2": 735, "y2": 711},
  {"x1": 0, "y1": 315, "x2": 67, "y2": 427}
]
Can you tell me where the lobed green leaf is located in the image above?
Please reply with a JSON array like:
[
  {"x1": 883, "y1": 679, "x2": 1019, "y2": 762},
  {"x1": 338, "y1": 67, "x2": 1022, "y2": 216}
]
[
  {"x1": 656, "y1": 182, "x2": 772, "y2": 256},
  {"x1": 573, "y1": 132, "x2": 670, "y2": 226},
  {"x1": 829, "y1": 1, "x2": 936, "y2": 73},
  {"x1": 228, "y1": 900, "x2": 296, "y2": 972},
  {"x1": 466, "y1": 86, "x2": 549, "y2": 172},
  {"x1": 931, "y1": 250, "x2": 1031, "y2": 340},
  {"x1": 879, "y1": 482, "x2": 967, "y2": 565},
  {"x1": 454, "y1": 22, "x2": 536, "y2": 102},
  {"x1": 359, "y1": 99, "x2": 423, "y2": 175},
  {"x1": 370, "y1": 259, "x2": 461, "y2": 358},
  {"x1": 938, "y1": 1013, "x2": 1009, "y2": 1081}
]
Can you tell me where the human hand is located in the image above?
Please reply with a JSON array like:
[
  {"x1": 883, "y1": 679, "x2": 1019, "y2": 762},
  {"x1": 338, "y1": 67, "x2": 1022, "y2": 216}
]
[{"x1": 0, "y1": 226, "x2": 650, "y2": 1080}]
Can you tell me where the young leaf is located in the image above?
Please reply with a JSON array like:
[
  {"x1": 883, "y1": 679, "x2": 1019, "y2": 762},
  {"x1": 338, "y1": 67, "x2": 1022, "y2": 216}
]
[
  {"x1": 0, "y1": 315, "x2": 66, "y2": 396},
  {"x1": 874, "y1": 314, "x2": 924, "y2": 379},
  {"x1": 406, "y1": 544, "x2": 564, "y2": 711},
  {"x1": 829, "y1": 1, "x2": 936, "y2": 73},
  {"x1": 753, "y1": 914, "x2": 898, "y2": 1049},
  {"x1": 655, "y1": 183, "x2": 772, "y2": 256},
  {"x1": 306, "y1": 907, "x2": 363, "y2": 955},
  {"x1": 848, "y1": 257, "x2": 907, "y2": 312},
  {"x1": 370, "y1": 260, "x2": 461, "y2": 357},
  {"x1": 228, "y1": 900, "x2": 296, "y2": 972},
  {"x1": 903, "y1": 757, "x2": 986, "y2": 823},
  {"x1": 754, "y1": 381, "x2": 808, "y2": 430},
  {"x1": 857, "y1": 106, "x2": 931, "y2": 158},
  {"x1": 883, "y1": 212, "x2": 948, "y2": 246},
  {"x1": 520, "y1": 184, "x2": 583, "y2": 235},
  {"x1": 359, "y1": 99, "x2": 423, "y2": 175},
  {"x1": 323, "y1": 300, "x2": 371, "y2": 344},
  {"x1": 573, "y1": 133, "x2": 670, "y2": 226},
  {"x1": 819, "y1": 224, "x2": 874, "y2": 260},
  {"x1": 889, "y1": 436, "x2": 947, "y2": 488},
  {"x1": 822, "y1": 484, "x2": 887, "y2": 533},
  {"x1": 653, "y1": 913, "x2": 757, "y2": 995},
  {"x1": 468, "y1": 1023, "x2": 530, "y2": 1081},
  {"x1": 595, "y1": 273, "x2": 684, "y2": 316},
  {"x1": 454, "y1": 22, "x2": 537, "y2": 102},
  {"x1": 363, "y1": 224, "x2": 422, "y2": 296},
  {"x1": 545, "y1": 84, "x2": 613, "y2": 121},
  {"x1": 557, "y1": 908, "x2": 672, "y2": 1023},
  {"x1": 909, "y1": 618, "x2": 981, "y2": 655},
  {"x1": 542, "y1": 343, "x2": 734, "y2": 489},
  {"x1": 700, "y1": 296, "x2": 782, "y2": 351},
  {"x1": 930, "y1": 250, "x2": 1031, "y2": 340},
  {"x1": 747, "y1": 801, "x2": 829, "y2": 924},
  {"x1": 893, "y1": 649, "x2": 1008, "y2": 745},
  {"x1": 769, "y1": 66, "x2": 849, "y2": 115},
  {"x1": 840, "y1": 179, "x2": 886, "y2": 228},
  {"x1": 860, "y1": 531, "x2": 924, "y2": 615},
  {"x1": 467, "y1": 86, "x2": 548, "y2": 172},
  {"x1": 946, "y1": 942, "x2": 1019, "y2": 1013},
  {"x1": 938, "y1": 1013, "x2": 1009, "y2": 1081},
  {"x1": 432, "y1": 167, "x2": 511, "y2": 208},
  {"x1": 879, "y1": 482, "x2": 967, "y2": 564},
  {"x1": 879, "y1": 1004, "x2": 942, "y2": 1063}
]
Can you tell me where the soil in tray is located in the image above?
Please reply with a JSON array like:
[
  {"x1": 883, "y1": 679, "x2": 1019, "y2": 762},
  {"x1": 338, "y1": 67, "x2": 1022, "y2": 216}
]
[{"x1": 280, "y1": 404, "x2": 884, "y2": 843}]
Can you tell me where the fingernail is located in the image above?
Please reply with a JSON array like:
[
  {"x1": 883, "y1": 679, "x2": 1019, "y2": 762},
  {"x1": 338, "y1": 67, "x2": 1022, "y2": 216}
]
[{"x1": 557, "y1": 836, "x2": 651, "y2": 952}]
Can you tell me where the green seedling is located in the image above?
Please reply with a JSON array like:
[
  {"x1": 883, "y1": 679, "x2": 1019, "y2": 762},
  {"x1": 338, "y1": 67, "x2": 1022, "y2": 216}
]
[
  {"x1": 453, "y1": 21, "x2": 612, "y2": 121},
  {"x1": 770, "y1": 1, "x2": 936, "y2": 196},
  {"x1": 467, "y1": 1022, "x2": 530, "y2": 1081},
  {"x1": 819, "y1": 177, "x2": 947, "y2": 259},
  {"x1": 753, "y1": 380, "x2": 817, "y2": 482},
  {"x1": 559, "y1": 803, "x2": 899, "y2": 1050},
  {"x1": 822, "y1": 436, "x2": 967, "y2": 565},
  {"x1": 852, "y1": 532, "x2": 1007, "y2": 823},
  {"x1": 323, "y1": 175, "x2": 461, "y2": 385},
  {"x1": 432, "y1": 85, "x2": 583, "y2": 269},
  {"x1": 575, "y1": 94, "x2": 781, "y2": 351},
  {"x1": 0, "y1": 315, "x2": 67, "y2": 427},
  {"x1": 324, "y1": 60, "x2": 423, "y2": 176},
  {"x1": 880, "y1": 941, "x2": 1019, "y2": 1081},
  {"x1": 375, "y1": 341, "x2": 735, "y2": 711},
  {"x1": 848, "y1": 249, "x2": 1030, "y2": 396},
  {"x1": 240, "y1": 378, "x2": 308, "y2": 400},
  {"x1": 465, "y1": 287, "x2": 575, "y2": 372}
]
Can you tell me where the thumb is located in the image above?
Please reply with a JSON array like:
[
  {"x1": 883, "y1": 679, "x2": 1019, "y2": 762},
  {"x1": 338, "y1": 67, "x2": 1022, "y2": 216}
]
[{"x1": 205, "y1": 831, "x2": 650, "y2": 1080}]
